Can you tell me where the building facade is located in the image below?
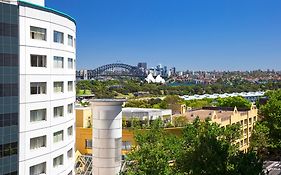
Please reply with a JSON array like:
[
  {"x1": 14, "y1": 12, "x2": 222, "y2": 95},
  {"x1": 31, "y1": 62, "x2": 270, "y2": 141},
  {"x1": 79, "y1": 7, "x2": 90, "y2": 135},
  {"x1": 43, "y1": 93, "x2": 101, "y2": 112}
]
[
  {"x1": 0, "y1": 1, "x2": 19, "y2": 174},
  {"x1": 181, "y1": 105, "x2": 258, "y2": 152},
  {"x1": 0, "y1": 0, "x2": 76, "y2": 174},
  {"x1": 75, "y1": 106, "x2": 178, "y2": 156}
]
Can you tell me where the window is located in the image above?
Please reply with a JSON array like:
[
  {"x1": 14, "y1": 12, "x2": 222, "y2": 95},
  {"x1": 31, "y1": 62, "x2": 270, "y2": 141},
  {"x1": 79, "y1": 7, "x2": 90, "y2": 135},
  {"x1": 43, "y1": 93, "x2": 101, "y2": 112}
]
[
  {"x1": 53, "y1": 56, "x2": 64, "y2": 68},
  {"x1": 30, "y1": 136, "x2": 46, "y2": 150},
  {"x1": 53, "y1": 154, "x2": 63, "y2": 167},
  {"x1": 244, "y1": 119, "x2": 247, "y2": 126},
  {"x1": 68, "y1": 81, "x2": 73, "y2": 91},
  {"x1": 67, "y1": 103, "x2": 73, "y2": 114},
  {"x1": 67, "y1": 126, "x2": 73, "y2": 136},
  {"x1": 30, "y1": 82, "x2": 46, "y2": 95},
  {"x1": 30, "y1": 26, "x2": 46, "y2": 40},
  {"x1": 68, "y1": 58, "x2": 73, "y2": 69},
  {"x1": 53, "y1": 130, "x2": 64, "y2": 143},
  {"x1": 54, "y1": 82, "x2": 64, "y2": 93},
  {"x1": 0, "y1": 142, "x2": 17, "y2": 158},
  {"x1": 54, "y1": 106, "x2": 64, "y2": 118},
  {"x1": 85, "y1": 139, "x2": 92, "y2": 149},
  {"x1": 244, "y1": 139, "x2": 247, "y2": 146},
  {"x1": 30, "y1": 109, "x2": 46, "y2": 122},
  {"x1": 30, "y1": 162, "x2": 46, "y2": 175},
  {"x1": 31, "y1": 55, "x2": 46, "y2": 67},
  {"x1": 53, "y1": 30, "x2": 64, "y2": 43},
  {"x1": 67, "y1": 148, "x2": 73, "y2": 159},
  {"x1": 68, "y1": 35, "x2": 73, "y2": 46},
  {"x1": 122, "y1": 141, "x2": 132, "y2": 151}
]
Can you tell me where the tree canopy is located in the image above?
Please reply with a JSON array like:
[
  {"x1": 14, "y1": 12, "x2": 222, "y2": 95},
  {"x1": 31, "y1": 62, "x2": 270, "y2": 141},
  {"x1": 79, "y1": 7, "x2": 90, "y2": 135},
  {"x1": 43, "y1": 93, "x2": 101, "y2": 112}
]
[
  {"x1": 76, "y1": 79, "x2": 281, "y2": 99},
  {"x1": 251, "y1": 90, "x2": 281, "y2": 159},
  {"x1": 216, "y1": 96, "x2": 252, "y2": 109},
  {"x1": 123, "y1": 119, "x2": 263, "y2": 175}
]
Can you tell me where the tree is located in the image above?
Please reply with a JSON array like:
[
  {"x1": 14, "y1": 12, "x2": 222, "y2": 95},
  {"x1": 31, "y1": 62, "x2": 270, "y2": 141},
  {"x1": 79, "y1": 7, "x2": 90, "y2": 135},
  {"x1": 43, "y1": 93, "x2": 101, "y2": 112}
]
[
  {"x1": 124, "y1": 119, "x2": 181, "y2": 175},
  {"x1": 252, "y1": 89, "x2": 281, "y2": 159},
  {"x1": 230, "y1": 151, "x2": 263, "y2": 175},
  {"x1": 216, "y1": 96, "x2": 251, "y2": 109},
  {"x1": 175, "y1": 118, "x2": 262, "y2": 175},
  {"x1": 160, "y1": 95, "x2": 184, "y2": 114},
  {"x1": 250, "y1": 122, "x2": 270, "y2": 158},
  {"x1": 185, "y1": 98, "x2": 213, "y2": 109},
  {"x1": 172, "y1": 116, "x2": 188, "y2": 127},
  {"x1": 123, "y1": 118, "x2": 263, "y2": 175}
]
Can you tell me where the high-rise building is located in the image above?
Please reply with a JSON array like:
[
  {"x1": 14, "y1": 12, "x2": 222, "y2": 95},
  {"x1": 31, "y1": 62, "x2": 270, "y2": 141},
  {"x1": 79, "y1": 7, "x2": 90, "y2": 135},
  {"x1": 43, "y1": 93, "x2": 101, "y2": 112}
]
[
  {"x1": 170, "y1": 67, "x2": 176, "y2": 76},
  {"x1": 137, "y1": 62, "x2": 147, "y2": 70},
  {"x1": 0, "y1": 0, "x2": 76, "y2": 174}
]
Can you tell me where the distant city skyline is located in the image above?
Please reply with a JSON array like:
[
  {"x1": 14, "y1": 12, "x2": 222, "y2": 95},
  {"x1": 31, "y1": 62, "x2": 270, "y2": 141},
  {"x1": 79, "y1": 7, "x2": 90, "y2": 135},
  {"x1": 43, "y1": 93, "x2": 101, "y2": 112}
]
[{"x1": 47, "y1": 0, "x2": 281, "y2": 71}]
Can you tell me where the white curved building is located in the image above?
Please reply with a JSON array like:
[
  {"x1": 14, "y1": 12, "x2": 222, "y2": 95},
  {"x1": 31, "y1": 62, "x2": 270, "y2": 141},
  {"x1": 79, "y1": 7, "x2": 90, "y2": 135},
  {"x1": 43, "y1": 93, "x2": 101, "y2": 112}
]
[
  {"x1": 18, "y1": 1, "x2": 76, "y2": 174},
  {"x1": 0, "y1": 0, "x2": 78, "y2": 174}
]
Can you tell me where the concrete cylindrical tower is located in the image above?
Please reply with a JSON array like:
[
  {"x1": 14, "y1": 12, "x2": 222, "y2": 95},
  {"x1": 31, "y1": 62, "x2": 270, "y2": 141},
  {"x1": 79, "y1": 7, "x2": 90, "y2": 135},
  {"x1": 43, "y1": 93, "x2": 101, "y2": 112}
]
[{"x1": 91, "y1": 99, "x2": 126, "y2": 175}]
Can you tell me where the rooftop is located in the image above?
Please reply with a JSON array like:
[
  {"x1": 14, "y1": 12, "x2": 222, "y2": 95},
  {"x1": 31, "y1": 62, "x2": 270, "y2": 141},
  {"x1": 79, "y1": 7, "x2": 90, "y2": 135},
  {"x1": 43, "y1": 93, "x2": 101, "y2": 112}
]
[
  {"x1": 184, "y1": 109, "x2": 233, "y2": 121},
  {"x1": 18, "y1": 0, "x2": 76, "y2": 24},
  {"x1": 180, "y1": 91, "x2": 265, "y2": 101},
  {"x1": 123, "y1": 107, "x2": 172, "y2": 113}
]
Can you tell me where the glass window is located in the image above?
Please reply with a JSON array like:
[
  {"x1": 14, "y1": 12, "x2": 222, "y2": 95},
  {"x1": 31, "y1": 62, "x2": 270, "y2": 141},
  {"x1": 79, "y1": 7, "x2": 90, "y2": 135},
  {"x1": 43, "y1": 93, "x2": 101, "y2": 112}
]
[
  {"x1": 68, "y1": 58, "x2": 73, "y2": 69},
  {"x1": 53, "y1": 154, "x2": 63, "y2": 167},
  {"x1": 68, "y1": 81, "x2": 73, "y2": 92},
  {"x1": 67, "y1": 126, "x2": 73, "y2": 136},
  {"x1": 53, "y1": 130, "x2": 64, "y2": 143},
  {"x1": 54, "y1": 82, "x2": 64, "y2": 93},
  {"x1": 30, "y1": 26, "x2": 46, "y2": 40},
  {"x1": 54, "y1": 106, "x2": 64, "y2": 118},
  {"x1": 244, "y1": 119, "x2": 247, "y2": 126},
  {"x1": 30, "y1": 82, "x2": 46, "y2": 95},
  {"x1": 30, "y1": 136, "x2": 46, "y2": 150},
  {"x1": 53, "y1": 30, "x2": 64, "y2": 44},
  {"x1": 85, "y1": 139, "x2": 92, "y2": 149},
  {"x1": 122, "y1": 141, "x2": 132, "y2": 151},
  {"x1": 30, "y1": 162, "x2": 46, "y2": 175},
  {"x1": 68, "y1": 35, "x2": 73, "y2": 46},
  {"x1": 31, "y1": 55, "x2": 46, "y2": 67},
  {"x1": 30, "y1": 109, "x2": 46, "y2": 122},
  {"x1": 67, "y1": 148, "x2": 73, "y2": 159},
  {"x1": 53, "y1": 56, "x2": 64, "y2": 68},
  {"x1": 0, "y1": 142, "x2": 17, "y2": 158},
  {"x1": 67, "y1": 103, "x2": 73, "y2": 114}
]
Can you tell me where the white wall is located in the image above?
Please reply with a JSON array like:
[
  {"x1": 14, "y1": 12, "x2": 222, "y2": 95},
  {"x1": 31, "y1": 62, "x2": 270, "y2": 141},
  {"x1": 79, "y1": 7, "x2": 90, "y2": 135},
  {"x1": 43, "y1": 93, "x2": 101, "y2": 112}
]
[
  {"x1": 19, "y1": 4, "x2": 76, "y2": 175},
  {"x1": 91, "y1": 100, "x2": 125, "y2": 175},
  {"x1": 23, "y1": 0, "x2": 45, "y2": 6}
]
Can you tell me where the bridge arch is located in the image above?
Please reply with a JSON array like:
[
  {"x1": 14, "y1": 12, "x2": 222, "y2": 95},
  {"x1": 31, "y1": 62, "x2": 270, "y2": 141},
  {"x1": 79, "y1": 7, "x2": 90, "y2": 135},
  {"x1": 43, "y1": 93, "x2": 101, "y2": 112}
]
[{"x1": 88, "y1": 63, "x2": 146, "y2": 78}]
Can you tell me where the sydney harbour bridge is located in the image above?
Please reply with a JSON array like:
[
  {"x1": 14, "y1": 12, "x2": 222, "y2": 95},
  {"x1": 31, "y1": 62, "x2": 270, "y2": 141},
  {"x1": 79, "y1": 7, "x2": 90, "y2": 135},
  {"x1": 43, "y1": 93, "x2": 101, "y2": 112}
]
[{"x1": 78, "y1": 63, "x2": 147, "y2": 79}]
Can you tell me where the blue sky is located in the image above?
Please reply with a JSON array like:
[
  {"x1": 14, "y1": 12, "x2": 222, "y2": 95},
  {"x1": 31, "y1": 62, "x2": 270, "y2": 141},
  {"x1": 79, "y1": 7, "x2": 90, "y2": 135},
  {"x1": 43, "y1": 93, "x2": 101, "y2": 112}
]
[{"x1": 46, "y1": 0, "x2": 281, "y2": 71}]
